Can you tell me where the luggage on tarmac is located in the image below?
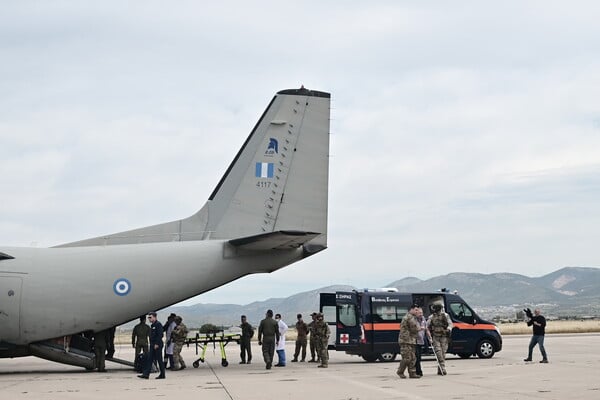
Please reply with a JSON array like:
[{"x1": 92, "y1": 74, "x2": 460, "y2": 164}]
[{"x1": 135, "y1": 353, "x2": 146, "y2": 372}]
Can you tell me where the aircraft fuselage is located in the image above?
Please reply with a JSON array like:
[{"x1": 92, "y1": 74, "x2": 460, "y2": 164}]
[{"x1": 0, "y1": 242, "x2": 303, "y2": 346}]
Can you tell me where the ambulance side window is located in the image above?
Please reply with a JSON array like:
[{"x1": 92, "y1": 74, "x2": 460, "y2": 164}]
[
  {"x1": 337, "y1": 304, "x2": 357, "y2": 327},
  {"x1": 449, "y1": 302, "x2": 474, "y2": 323},
  {"x1": 373, "y1": 305, "x2": 407, "y2": 321},
  {"x1": 397, "y1": 307, "x2": 408, "y2": 320},
  {"x1": 322, "y1": 306, "x2": 336, "y2": 324}
]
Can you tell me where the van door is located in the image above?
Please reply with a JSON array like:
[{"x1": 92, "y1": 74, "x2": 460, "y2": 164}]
[
  {"x1": 447, "y1": 300, "x2": 476, "y2": 353},
  {"x1": 319, "y1": 293, "x2": 337, "y2": 348},
  {"x1": 334, "y1": 292, "x2": 361, "y2": 350}
]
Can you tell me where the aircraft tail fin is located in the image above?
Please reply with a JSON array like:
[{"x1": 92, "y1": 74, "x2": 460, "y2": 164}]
[{"x1": 57, "y1": 88, "x2": 330, "y2": 250}]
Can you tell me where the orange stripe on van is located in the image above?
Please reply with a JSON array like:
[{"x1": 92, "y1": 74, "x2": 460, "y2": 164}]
[
  {"x1": 453, "y1": 322, "x2": 496, "y2": 330},
  {"x1": 362, "y1": 322, "x2": 496, "y2": 331},
  {"x1": 362, "y1": 323, "x2": 401, "y2": 331}
]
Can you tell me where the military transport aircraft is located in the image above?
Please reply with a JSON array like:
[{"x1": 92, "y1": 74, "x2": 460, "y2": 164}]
[{"x1": 0, "y1": 87, "x2": 330, "y2": 368}]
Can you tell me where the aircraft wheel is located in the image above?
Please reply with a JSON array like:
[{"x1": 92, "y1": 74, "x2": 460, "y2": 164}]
[
  {"x1": 378, "y1": 352, "x2": 397, "y2": 362},
  {"x1": 476, "y1": 339, "x2": 495, "y2": 359},
  {"x1": 221, "y1": 359, "x2": 229, "y2": 367},
  {"x1": 193, "y1": 361, "x2": 200, "y2": 368}
]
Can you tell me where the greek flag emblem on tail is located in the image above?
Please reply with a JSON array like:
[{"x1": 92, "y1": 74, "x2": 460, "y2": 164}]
[{"x1": 255, "y1": 162, "x2": 274, "y2": 178}]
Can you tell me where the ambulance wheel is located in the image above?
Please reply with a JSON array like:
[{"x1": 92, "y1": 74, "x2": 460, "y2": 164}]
[
  {"x1": 458, "y1": 353, "x2": 471, "y2": 359},
  {"x1": 221, "y1": 359, "x2": 229, "y2": 367},
  {"x1": 378, "y1": 352, "x2": 397, "y2": 362},
  {"x1": 193, "y1": 361, "x2": 200, "y2": 368},
  {"x1": 362, "y1": 354, "x2": 378, "y2": 363},
  {"x1": 476, "y1": 339, "x2": 495, "y2": 359}
]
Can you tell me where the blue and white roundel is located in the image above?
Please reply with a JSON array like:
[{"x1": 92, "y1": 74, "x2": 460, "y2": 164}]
[{"x1": 113, "y1": 278, "x2": 131, "y2": 296}]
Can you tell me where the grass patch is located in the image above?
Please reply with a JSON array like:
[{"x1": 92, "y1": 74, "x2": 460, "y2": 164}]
[{"x1": 498, "y1": 319, "x2": 600, "y2": 335}]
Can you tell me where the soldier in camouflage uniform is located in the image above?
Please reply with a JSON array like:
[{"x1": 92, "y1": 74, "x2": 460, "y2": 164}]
[
  {"x1": 292, "y1": 313, "x2": 308, "y2": 362},
  {"x1": 308, "y1": 312, "x2": 319, "y2": 363},
  {"x1": 396, "y1": 304, "x2": 421, "y2": 379},
  {"x1": 427, "y1": 303, "x2": 452, "y2": 375},
  {"x1": 313, "y1": 313, "x2": 330, "y2": 368},
  {"x1": 171, "y1": 316, "x2": 188, "y2": 370}
]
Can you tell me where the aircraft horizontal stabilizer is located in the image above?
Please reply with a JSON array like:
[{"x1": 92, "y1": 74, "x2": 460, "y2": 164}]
[{"x1": 229, "y1": 230, "x2": 321, "y2": 251}]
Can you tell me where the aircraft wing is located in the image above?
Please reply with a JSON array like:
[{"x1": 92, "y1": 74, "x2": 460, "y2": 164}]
[
  {"x1": 229, "y1": 230, "x2": 321, "y2": 251},
  {"x1": 0, "y1": 252, "x2": 15, "y2": 260}
]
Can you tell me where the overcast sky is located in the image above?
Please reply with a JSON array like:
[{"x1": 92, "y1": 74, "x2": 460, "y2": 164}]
[{"x1": 1, "y1": 1, "x2": 599, "y2": 305}]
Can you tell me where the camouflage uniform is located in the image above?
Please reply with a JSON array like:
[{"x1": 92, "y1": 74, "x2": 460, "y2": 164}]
[
  {"x1": 313, "y1": 314, "x2": 330, "y2": 368},
  {"x1": 171, "y1": 317, "x2": 188, "y2": 370},
  {"x1": 396, "y1": 311, "x2": 420, "y2": 378},
  {"x1": 308, "y1": 314, "x2": 319, "y2": 362},
  {"x1": 428, "y1": 308, "x2": 451, "y2": 375},
  {"x1": 293, "y1": 317, "x2": 309, "y2": 362}
]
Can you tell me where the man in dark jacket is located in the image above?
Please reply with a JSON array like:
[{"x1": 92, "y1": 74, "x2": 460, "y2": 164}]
[
  {"x1": 138, "y1": 312, "x2": 166, "y2": 379},
  {"x1": 524, "y1": 308, "x2": 548, "y2": 363}
]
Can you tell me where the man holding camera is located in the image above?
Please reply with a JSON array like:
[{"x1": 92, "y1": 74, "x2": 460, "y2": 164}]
[{"x1": 523, "y1": 308, "x2": 548, "y2": 363}]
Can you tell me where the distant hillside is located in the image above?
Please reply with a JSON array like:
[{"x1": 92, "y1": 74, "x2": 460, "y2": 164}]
[
  {"x1": 122, "y1": 267, "x2": 600, "y2": 329},
  {"x1": 534, "y1": 267, "x2": 600, "y2": 298},
  {"x1": 385, "y1": 267, "x2": 600, "y2": 317},
  {"x1": 153, "y1": 285, "x2": 355, "y2": 328},
  {"x1": 386, "y1": 272, "x2": 565, "y2": 306}
]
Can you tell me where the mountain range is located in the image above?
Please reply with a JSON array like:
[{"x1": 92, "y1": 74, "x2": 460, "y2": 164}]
[{"x1": 142, "y1": 266, "x2": 600, "y2": 328}]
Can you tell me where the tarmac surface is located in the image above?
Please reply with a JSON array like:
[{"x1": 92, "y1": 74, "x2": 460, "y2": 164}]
[{"x1": 1, "y1": 333, "x2": 599, "y2": 400}]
